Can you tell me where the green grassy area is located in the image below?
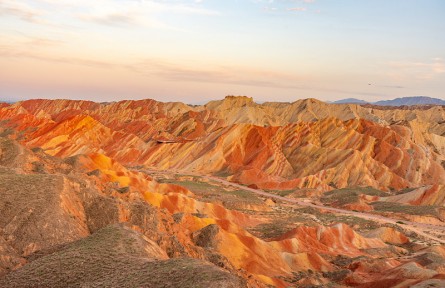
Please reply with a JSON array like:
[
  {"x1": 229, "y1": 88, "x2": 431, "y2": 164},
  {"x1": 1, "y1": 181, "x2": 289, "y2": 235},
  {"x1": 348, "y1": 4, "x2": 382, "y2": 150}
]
[
  {"x1": 159, "y1": 178, "x2": 261, "y2": 203},
  {"x1": 249, "y1": 204, "x2": 382, "y2": 240},
  {"x1": 297, "y1": 207, "x2": 380, "y2": 230},
  {"x1": 160, "y1": 179, "x2": 213, "y2": 192},
  {"x1": 321, "y1": 187, "x2": 389, "y2": 206},
  {"x1": 248, "y1": 213, "x2": 312, "y2": 240},
  {"x1": 264, "y1": 189, "x2": 296, "y2": 197},
  {"x1": 371, "y1": 202, "x2": 439, "y2": 217}
]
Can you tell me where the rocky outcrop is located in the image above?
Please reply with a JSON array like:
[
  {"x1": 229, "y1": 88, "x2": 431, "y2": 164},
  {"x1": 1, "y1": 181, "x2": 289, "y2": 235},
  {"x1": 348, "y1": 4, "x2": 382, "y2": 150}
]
[
  {"x1": 382, "y1": 185, "x2": 445, "y2": 206},
  {"x1": 363, "y1": 227, "x2": 410, "y2": 245},
  {"x1": 272, "y1": 223, "x2": 387, "y2": 257},
  {"x1": 192, "y1": 224, "x2": 220, "y2": 248}
]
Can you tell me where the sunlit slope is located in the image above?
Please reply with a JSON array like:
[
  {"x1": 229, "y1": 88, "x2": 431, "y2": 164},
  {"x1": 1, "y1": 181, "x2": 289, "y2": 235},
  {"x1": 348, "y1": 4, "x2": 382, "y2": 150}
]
[{"x1": 1, "y1": 97, "x2": 444, "y2": 193}]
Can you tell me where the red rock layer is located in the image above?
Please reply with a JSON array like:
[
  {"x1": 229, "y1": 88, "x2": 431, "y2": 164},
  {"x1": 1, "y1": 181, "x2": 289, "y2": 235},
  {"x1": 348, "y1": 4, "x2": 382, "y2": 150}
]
[
  {"x1": 382, "y1": 185, "x2": 445, "y2": 206},
  {"x1": 271, "y1": 223, "x2": 387, "y2": 257}
]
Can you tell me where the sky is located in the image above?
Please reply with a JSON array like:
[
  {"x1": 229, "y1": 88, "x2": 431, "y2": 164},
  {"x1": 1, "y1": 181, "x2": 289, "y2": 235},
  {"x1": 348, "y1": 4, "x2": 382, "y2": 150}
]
[{"x1": 0, "y1": 0, "x2": 444, "y2": 104}]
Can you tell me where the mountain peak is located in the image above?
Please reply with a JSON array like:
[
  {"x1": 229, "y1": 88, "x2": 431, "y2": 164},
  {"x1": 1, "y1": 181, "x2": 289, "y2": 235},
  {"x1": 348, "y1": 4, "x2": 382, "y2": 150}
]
[
  {"x1": 333, "y1": 98, "x2": 368, "y2": 104},
  {"x1": 374, "y1": 96, "x2": 445, "y2": 106},
  {"x1": 205, "y1": 95, "x2": 255, "y2": 110},
  {"x1": 223, "y1": 95, "x2": 254, "y2": 103}
]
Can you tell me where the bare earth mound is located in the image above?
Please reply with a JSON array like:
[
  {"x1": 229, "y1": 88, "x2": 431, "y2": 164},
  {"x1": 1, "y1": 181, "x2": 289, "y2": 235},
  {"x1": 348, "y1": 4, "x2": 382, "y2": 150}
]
[{"x1": 0, "y1": 224, "x2": 244, "y2": 288}]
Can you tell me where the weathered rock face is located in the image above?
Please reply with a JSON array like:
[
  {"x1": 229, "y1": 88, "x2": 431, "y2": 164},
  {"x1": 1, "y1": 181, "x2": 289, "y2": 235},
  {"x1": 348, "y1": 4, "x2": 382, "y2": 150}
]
[
  {"x1": 192, "y1": 224, "x2": 220, "y2": 248},
  {"x1": 345, "y1": 260, "x2": 440, "y2": 287},
  {"x1": 0, "y1": 236, "x2": 25, "y2": 277},
  {"x1": 363, "y1": 227, "x2": 410, "y2": 245},
  {"x1": 382, "y1": 185, "x2": 445, "y2": 206}
]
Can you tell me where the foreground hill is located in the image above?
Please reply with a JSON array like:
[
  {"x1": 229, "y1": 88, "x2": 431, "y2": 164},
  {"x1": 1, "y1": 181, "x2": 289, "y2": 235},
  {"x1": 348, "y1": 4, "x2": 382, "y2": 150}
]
[{"x1": 0, "y1": 224, "x2": 243, "y2": 288}]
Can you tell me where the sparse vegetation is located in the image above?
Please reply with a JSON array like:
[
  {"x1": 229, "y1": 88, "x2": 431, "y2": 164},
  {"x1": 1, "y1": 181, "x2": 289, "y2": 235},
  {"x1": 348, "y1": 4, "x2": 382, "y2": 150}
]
[
  {"x1": 158, "y1": 178, "x2": 262, "y2": 207},
  {"x1": 249, "y1": 220, "x2": 300, "y2": 239},
  {"x1": 297, "y1": 207, "x2": 380, "y2": 230},
  {"x1": 264, "y1": 189, "x2": 296, "y2": 197},
  {"x1": 371, "y1": 202, "x2": 439, "y2": 217},
  {"x1": 321, "y1": 187, "x2": 388, "y2": 206}
]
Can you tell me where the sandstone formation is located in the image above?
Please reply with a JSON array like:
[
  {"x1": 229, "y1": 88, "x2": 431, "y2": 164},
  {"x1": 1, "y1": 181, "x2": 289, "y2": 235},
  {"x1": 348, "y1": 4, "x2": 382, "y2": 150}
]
[
  {"x1": 0, "y1": 97, "x2": 444, "y2": 192},
  {"x1": 1, "y1": 96, "x2": 445, "y2": 287}
]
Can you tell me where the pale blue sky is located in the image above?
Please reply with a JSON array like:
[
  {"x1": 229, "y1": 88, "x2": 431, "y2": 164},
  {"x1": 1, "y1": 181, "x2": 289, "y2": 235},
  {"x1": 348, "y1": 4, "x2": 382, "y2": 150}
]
[{"x1": 0, "y1": 0, "x2": 444, "y2": 103}]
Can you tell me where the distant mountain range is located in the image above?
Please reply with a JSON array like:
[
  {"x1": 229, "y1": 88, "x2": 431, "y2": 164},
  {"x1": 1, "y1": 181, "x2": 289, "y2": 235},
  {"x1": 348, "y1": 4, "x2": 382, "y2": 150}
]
[
  {"x1": 332, "y1": 98, "x2": 369, "y2": 104},
  {"x1": 333, "y1": 96, "x2": 445, "y2": 106},
  {"x1": 0, "y1": 99, "x2": 14, "y2": 104}
]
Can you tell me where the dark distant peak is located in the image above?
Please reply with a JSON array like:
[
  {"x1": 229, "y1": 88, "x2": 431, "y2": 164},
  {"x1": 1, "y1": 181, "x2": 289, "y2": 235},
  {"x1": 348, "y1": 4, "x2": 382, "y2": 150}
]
[
  {"x1": 0, "y1": 99, "x2": 15, "y2": 104},
  {"x1": 333, "y1": 98, "x2": 368, "y2": 104},
  {"x1": 373, "y1": 96, "x2": 445, "y2": 106}
]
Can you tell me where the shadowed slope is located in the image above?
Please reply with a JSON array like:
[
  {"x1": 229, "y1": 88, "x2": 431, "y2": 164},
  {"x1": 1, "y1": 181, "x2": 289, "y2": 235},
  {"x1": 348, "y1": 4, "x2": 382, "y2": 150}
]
[{"x1": 0, "y1": 224, "x2": 245, "y2": 288}]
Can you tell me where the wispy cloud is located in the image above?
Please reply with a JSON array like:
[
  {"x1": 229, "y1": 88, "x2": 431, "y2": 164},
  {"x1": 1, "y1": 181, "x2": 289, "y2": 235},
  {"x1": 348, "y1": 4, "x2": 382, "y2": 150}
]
[
  {"x1": 81, "y1": 12, "x2": 138, "y2": 27},
  {"x1": 255, "y1": 0, "x2": 315, "y2": 14},
  {"x1": 0, "y1": 44, "x2": 116, "y2": 68},
  {"x1": 0, "y1": 43, "x2": 389, "y2": 98},
  {"x1": 388, "y1": 58, "x2": 445, "y2": 80},
  {"x1": 263, "y1": 6, "x2": 278, "y2": 12},
  {"x1": 0, "y1": 0, "x2": 219, "y2": 30},
  {"x1": 75, "y1": 0, "x2": 218, "y2": 31},
  {"x1": 128, "y1": 59, "x2": 306, "y2": 89},
  {"x1": 0, "y1": 42, "x2": 303, "y2": 89},
  {"x1": 287, "y1": 7, "x2": 306, "y2": 12},
  {"x1": 0, "y1": 0, "x2": 45, "y2": 24},
  {"x1": 131, "y1": 59, "x2": 390, "y2": 98},
  {"x1": 377, "y1": 85, "x2": 405, "y2": 89}
]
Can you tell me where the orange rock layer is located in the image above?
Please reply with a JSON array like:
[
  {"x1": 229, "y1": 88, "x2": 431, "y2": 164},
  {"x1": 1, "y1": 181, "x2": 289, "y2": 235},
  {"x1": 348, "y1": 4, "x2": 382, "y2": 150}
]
[{"x1": 0, "y1": 98, "x2": 444, "y2": 192}]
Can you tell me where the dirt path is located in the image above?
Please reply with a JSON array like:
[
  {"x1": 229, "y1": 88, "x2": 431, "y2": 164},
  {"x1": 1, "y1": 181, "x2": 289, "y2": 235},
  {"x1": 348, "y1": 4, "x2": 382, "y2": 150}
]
[
  {"x1": 141, "y1": 169, "x2": 445, "y2": 244},
  {"x1": 204, "y1": 175, "x2": 445, "y2": 244}
]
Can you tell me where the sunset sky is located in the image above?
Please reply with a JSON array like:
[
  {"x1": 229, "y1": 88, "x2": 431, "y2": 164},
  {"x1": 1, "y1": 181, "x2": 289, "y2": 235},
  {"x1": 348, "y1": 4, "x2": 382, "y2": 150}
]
[{"x1": 0, "y1": 0, "x2": 444, "y2": 103}]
